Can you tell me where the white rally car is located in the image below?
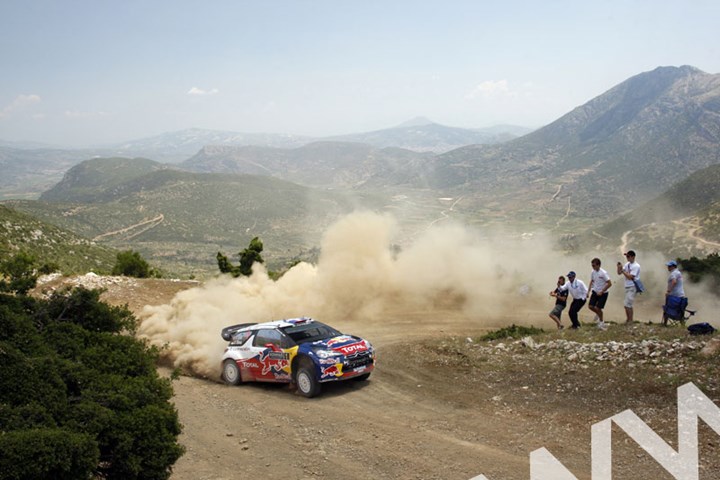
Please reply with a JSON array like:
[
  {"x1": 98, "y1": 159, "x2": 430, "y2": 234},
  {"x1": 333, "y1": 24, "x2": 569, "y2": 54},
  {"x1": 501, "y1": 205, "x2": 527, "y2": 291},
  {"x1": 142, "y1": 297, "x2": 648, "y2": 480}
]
[{"x1": 220, "y1": 317, "x2": 375, "y2": 398}]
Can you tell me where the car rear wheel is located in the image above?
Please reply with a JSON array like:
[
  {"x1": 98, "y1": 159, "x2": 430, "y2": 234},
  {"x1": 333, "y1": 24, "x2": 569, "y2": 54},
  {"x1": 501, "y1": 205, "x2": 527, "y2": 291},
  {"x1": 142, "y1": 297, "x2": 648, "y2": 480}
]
[
  {"x1": 222, "y1": 359, "x2": 242, "y2": 385},
  {"x1": 296, "y1": 366, "x2": 320, "y2": 398}
]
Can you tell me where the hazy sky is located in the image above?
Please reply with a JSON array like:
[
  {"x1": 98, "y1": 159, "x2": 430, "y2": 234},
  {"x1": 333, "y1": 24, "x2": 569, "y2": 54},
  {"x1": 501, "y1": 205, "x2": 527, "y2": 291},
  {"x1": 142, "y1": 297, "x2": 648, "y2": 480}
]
[{"x1": 1, "y1": 0, "x2": 719, "y2": 146}]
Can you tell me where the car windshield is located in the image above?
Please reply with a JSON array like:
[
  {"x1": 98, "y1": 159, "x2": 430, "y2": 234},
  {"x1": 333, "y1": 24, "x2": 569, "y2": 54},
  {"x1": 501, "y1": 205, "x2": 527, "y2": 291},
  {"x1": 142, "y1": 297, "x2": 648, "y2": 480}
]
[{"x1": 282, "y1": 322, "x2": 342, "y2": 344}]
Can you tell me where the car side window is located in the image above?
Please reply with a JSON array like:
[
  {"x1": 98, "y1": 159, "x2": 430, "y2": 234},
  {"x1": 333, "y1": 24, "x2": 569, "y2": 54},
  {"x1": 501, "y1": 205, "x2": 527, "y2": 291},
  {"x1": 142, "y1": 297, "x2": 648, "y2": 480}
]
[
  {"x1": 253, "y1": 328, "x2": 283, "y2": 348},
  {"x1": 231, "y1": 330, "x2": 252, "y2": 346}
]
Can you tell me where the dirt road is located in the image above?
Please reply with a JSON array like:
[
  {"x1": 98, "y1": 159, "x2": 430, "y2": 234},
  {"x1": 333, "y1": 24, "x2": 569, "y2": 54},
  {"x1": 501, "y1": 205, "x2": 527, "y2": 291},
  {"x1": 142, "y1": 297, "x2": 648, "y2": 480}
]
[
  {"x1": 165, "y1": 311, "x2": 541, "y2": 480},
  {"x1": 165, "y1": 307, "x2": 519, "y2": 480},
  {"x1": 55, "y1": 276, "x2": 717, "y2": 480}
]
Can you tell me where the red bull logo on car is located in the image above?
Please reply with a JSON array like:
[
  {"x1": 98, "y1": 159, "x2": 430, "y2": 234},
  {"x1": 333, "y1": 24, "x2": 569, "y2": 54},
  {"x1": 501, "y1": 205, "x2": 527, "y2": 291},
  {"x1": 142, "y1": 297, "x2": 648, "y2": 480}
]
[
  {"x1": 321, "y1": 363, "x2": 343, "y2": 378},
  {"x1": 258, "y1": 349, "x2": 290, "y2": 376},
  {"x1": 324, "y1": 335, "x2": 353, "y2": 347}
]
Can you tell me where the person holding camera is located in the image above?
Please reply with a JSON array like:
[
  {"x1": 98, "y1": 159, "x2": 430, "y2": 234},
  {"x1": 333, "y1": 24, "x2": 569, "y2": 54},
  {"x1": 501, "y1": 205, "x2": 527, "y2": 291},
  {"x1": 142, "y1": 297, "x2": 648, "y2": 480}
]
[{"x1": 617, "y1": 250, "x2": 641, "y2": 324}]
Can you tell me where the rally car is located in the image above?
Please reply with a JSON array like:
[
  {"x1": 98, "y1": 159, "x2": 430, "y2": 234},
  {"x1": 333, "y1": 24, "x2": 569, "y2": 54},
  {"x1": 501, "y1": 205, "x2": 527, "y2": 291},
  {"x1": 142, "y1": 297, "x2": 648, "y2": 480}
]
[{"x1": 220, "y1": 317, "x2": 375, "y2": 398}]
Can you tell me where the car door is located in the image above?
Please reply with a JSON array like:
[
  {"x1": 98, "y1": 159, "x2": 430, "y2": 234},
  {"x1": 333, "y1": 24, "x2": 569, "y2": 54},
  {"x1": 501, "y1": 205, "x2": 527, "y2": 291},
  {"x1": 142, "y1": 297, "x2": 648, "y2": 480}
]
[{"x1": 245, "y1": 328, "x2": 292, "y2": 382}]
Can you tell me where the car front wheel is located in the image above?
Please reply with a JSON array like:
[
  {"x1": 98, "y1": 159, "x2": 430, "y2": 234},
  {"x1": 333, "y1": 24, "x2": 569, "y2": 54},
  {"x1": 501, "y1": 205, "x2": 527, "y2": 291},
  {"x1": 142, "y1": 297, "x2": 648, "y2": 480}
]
[
  {"x1": 296, "y1": 367, "x2": 320, "y2": 398},
  {"x1": 222, "y1": 359, "x2": 242, "y2": 385}
]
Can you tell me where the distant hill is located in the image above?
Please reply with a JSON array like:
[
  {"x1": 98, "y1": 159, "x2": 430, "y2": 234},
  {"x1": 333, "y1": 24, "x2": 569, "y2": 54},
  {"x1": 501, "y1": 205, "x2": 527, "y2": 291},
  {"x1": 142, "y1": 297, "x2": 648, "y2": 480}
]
[
  {"x1": 105, "y1": 128, "x2": 316, "y2": 163},
  {"x1": 41, "y1": 157, "x2": 170, "y2": 203},
  {"x1": 11, "y1": 159, "x2": 391, "y2": 276},
  {"x1": 180, "y1": 141, "x2": 433, "y2": 188},
  {"x1": 577, "y1": 164, "x2": 720, "y2": 256},
  {"x1": 0, "y1": 203, "x2": 117, "y2": 274},
  {"x1": 326, "y1": 120, "x2": 528, "y2": 153},
  {"x1": 429, "y1": 65, "x2": 720, "y2": 220},
  {"x1": 0, "y1": 146, "x2": 100, "y2": 200}
]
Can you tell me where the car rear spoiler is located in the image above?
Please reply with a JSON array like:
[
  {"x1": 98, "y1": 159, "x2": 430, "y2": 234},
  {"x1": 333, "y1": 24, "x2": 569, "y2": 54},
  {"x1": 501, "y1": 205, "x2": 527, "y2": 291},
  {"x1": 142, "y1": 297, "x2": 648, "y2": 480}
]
[{"x1": 221, "y1": 323, "x2": 256, "y2": 341}]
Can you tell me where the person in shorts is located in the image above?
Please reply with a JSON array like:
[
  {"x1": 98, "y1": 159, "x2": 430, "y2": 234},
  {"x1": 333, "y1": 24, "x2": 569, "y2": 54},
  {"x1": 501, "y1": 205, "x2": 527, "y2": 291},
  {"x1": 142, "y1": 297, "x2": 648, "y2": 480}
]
[
  {"x1": 548, "y1": 275, "x2": 568, "y2": 330},
  {"x1": 588, "y1": 258, "x2": 612, "y2": 330},
  {"x1": 616, "y1": 250, "x2": 641, "y2": 324}
]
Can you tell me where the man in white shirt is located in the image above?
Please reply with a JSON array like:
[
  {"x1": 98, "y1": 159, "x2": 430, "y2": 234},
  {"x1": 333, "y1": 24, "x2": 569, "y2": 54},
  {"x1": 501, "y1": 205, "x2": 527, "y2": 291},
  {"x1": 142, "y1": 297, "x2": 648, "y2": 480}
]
[
  {"x1": 616, "y1": 250, "x2": 641, "y2": 324},
  {"x1": 558, "y1": 271, "x2": 588, "y2": 329},
  {"x1": 588, "y1": 258, "x2": 612, "y2": 330}
]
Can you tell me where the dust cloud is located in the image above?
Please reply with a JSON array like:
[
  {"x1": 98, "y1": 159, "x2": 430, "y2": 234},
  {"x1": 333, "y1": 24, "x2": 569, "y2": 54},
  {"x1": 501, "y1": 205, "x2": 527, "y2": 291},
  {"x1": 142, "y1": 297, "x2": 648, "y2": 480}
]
[{"x1": 137, "y1": 211, "x2": 719, "y2": 378}]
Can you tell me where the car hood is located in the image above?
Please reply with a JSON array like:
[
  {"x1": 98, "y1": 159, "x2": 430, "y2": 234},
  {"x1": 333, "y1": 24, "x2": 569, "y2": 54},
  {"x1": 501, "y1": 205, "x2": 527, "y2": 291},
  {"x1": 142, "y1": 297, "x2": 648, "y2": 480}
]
[{"x1": 310, "y1": 335, "x2": 371, "y2": 356}]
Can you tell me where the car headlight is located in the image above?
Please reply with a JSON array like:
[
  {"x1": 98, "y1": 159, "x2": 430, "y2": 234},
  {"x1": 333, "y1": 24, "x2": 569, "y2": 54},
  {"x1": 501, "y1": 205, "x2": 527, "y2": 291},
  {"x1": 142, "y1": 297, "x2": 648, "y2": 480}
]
[{"x1": 315, "y1": 349, "x2": 343, "y2": 359}]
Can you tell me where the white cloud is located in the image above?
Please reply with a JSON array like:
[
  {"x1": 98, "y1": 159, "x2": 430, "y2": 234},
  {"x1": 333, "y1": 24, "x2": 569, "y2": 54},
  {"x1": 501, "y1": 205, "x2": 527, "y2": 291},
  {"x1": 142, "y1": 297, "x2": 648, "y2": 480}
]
[
  {"x1": 0, "y1": 94, "x2": 42, "y2": 118},
  {"x1": 464, "y1": 80, "x2": 513, "y2": 100},
  {"x1": 187, "y1": 87, "x2": 219, "y2": 96}
]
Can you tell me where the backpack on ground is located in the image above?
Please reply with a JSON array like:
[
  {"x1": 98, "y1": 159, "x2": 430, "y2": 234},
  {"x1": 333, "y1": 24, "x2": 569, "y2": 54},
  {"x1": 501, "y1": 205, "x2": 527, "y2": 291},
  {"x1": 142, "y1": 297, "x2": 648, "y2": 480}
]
[{"x1": 687, "y1": 322, "x2": 716, "y2": 335}]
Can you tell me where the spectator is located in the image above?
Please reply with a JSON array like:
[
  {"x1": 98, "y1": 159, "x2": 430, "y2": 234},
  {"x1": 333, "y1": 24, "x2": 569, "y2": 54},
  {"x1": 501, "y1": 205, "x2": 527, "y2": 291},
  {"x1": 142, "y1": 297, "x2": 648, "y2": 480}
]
[
  {"x1": 588, "y1": 258, "x2": 612, "y2": 330},
  {"x1": 549, "y1": 275, "x2": 568, "y2": 330},
  {"x1": 662, "y1": 260, "x2": 686, "y2": 325},
  {"x1": 616, "y1": 250, "x2": 641, "y2": 324},
  {"x1": 558, "y1": 271, "x2": 588, "y2": 329}
]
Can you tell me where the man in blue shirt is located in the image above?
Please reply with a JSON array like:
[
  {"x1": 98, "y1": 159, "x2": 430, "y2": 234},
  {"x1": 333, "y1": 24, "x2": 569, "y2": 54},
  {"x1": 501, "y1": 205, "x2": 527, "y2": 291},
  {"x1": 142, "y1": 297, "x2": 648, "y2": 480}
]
[{"x1": 662, "y1": 260, "x2": 686, "y2": 325}]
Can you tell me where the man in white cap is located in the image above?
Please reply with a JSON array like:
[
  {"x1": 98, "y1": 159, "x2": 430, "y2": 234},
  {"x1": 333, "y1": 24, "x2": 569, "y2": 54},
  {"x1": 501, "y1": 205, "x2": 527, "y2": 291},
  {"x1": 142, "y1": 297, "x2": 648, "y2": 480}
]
[
  {"x1": 557, "y1": 271, "x2": 588, "y2": 329},
  {"x1": 665, "y1": 260, "x2": 684, "y2": 297},
  {"x1": 662, "y1": 260, "x2": 686, "y2": 325}
]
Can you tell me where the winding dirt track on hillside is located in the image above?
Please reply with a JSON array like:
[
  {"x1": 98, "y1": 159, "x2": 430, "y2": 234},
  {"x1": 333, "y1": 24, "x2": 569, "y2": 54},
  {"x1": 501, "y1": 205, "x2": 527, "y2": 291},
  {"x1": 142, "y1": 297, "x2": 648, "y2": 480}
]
[
  {"x1": 427, "y1": 196, "x2": 464, "y2": 229},
  {"x1": 92, "y1": 213, "x2": 164, "y2": 241},
  {"x1": 672, "y1": 218, "x2": 720, "y2": 250}
]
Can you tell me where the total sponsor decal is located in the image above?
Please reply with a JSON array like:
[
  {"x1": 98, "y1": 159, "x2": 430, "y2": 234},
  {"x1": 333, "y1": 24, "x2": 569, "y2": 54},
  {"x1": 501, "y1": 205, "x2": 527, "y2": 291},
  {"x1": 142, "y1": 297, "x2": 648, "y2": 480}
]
[
  {"x1": 321, "y1": 363, "x2": 343, "y2": 379},
  {"x1": 333, "y1": 341, "x2": 368, "y2": 356}
]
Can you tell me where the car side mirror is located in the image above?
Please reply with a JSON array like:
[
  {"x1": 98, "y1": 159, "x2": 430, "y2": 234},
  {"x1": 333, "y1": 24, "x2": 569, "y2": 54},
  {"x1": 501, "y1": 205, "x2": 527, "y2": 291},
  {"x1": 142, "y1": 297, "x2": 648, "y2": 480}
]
[{"x1": 264, "y1": 343, "x2": 280, "y2": 352}]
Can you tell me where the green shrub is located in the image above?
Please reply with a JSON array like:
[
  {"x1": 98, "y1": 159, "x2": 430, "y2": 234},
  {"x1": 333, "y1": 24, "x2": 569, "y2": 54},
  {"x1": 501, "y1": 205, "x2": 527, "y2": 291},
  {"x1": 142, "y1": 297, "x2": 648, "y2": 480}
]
[
  {"x1": 0, "y1": 429, "x2": 99, "y2": 480},
  {"x1": 0, "y1": 251, "x2": 38, "y2": 295},
  {"x1": 112, "y1": 250, "x2": 154, "y2": 278},
  {"x1": 678, "y1": 253, "x2": 720, "y2": 286},
  {"x1": 217, "y1": 236, "x2": 265, "y2": 277},
  {"x1": 480, "y1": 324, "x2": 545, "y2": 341},
  {"x1": 0, "y1": 289, "x2": 183, "y2": 479}
]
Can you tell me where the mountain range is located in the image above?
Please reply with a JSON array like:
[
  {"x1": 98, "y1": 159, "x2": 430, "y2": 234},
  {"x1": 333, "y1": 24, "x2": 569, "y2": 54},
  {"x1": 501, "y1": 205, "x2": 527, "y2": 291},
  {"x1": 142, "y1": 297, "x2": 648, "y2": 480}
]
[
  {"x1": 325, "y1": 118, "x2": 531, "y2": 152},
  {"x1": 0, "y1": 121, "x2": 527, "y2": 200},
  {"x1": 2, "y1": 65, "x2": 720, "y2": 276},
  {"x1": 426, "y1": 65, "x2": 720, "y2": 220}
]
